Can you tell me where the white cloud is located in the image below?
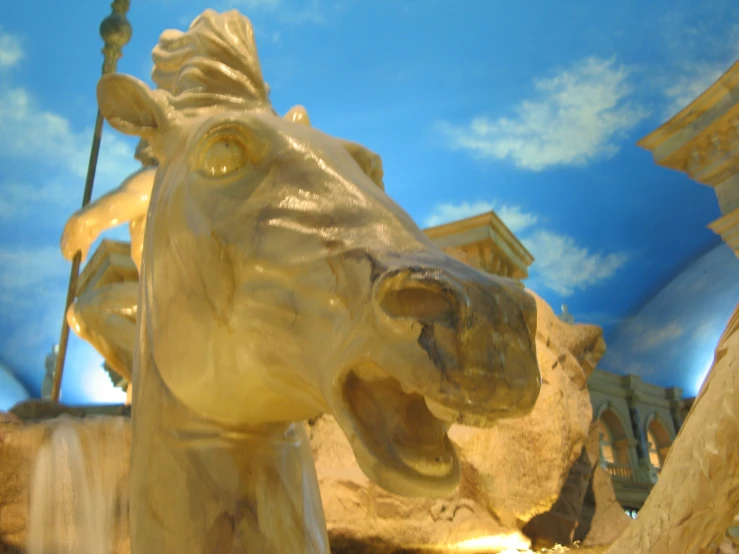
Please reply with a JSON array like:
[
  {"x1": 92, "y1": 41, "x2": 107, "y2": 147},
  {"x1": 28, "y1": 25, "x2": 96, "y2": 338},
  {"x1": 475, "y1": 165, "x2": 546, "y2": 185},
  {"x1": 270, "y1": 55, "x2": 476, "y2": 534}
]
[
  {"x1": 0, "y1": 30, "x2": 136, "y2": 196},
  {"x1": 496, "y1": 205, "x2": 540, "y2": 234},
  {"x1": 631, "y1": 322, "x2": 684, "y2": 353},
  {"x1": 424, "y1": 201, "x2": 627, "y2": 296},
  {"x1": 598, "y1": 349, "x2": 649, "y2": 377},
  {"x1": 438, "y1": 57, "x2": 649, "y2": 171},
  {"x1": 574, "y1": 311, "x2": 626, "y2": 328},
  {"x1": 658, "y1": 20, "x2": 739, "y2": 121},
  {"x1": 691, "y1": 322, "x2": 712, "y2": 343},
  {"x1": 690, "y1": 321, "x2": 724, "y2": 348},
  {"x1": 0, "y1": 86, "x2": 137, "y2": 181},
  {"x1": 522, "y1": 230, "x2": 628, "y2": 297},
  {"x1": 0, "y1": 85, "x2": 138, "y2": 220},
  {"x1": 0, "y1": 28, "x2": 22, "y2": 70},
  {"x1": 662, "y1": 64, "x2": 726, "y2": 120},
  {"x1": 424, "y1": 200, "x2": 538, "y2": 233}
]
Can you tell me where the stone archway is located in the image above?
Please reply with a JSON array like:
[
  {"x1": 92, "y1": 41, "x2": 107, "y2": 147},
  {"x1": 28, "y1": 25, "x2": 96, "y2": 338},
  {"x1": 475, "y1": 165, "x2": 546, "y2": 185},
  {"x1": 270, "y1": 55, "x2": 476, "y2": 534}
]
[
  {"x1": 596, "y1": 405, "x2": 634, "y2": 482},
  {"x1": 645, "y1": 415, "x2": 673, "y2": 471}
]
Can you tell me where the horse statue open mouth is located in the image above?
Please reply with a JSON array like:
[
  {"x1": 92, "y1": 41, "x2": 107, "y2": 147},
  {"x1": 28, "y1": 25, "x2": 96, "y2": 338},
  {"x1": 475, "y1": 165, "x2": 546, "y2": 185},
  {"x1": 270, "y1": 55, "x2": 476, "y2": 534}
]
[
  {"x1": 95, "y1": 9, "x2": 541, "y2": 552},
  {"x1": 327, "y1": 250, "x2": 542, "y2": 496}
]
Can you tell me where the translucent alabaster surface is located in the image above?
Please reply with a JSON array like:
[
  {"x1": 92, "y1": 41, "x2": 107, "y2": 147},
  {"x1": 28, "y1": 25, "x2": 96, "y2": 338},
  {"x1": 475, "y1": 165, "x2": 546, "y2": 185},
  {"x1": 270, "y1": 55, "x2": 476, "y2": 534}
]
[{"x1": 95, "y1": 9, "x2": 541, "y2": 553}]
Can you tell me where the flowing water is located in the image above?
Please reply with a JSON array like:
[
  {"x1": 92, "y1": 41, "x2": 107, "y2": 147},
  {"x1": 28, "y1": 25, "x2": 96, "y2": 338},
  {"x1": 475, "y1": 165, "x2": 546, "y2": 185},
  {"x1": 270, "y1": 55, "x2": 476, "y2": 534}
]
[{"x1": 26, "y1": 415, "x2": 130, "y2": 554}]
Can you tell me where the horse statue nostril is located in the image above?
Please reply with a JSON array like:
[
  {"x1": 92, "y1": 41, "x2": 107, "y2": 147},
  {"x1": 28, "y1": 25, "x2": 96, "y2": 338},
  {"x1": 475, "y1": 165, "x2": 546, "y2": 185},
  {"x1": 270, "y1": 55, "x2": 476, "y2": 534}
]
[{"x1": 376, "y1": 272, "x2": 459, "y2": 326}]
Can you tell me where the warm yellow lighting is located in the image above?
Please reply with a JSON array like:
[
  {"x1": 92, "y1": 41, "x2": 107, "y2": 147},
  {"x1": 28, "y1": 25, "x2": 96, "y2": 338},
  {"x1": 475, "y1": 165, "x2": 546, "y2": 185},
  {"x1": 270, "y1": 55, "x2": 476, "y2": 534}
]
[
  {"x1": 597, "y1": 419, "x2": 615, "y2": 464},
  {"x1": 447, "y1": 531, "x2": 532, "y2": 552},
  {"x1": 647, "y1": 429, "x2": 661, "y2": 468}
]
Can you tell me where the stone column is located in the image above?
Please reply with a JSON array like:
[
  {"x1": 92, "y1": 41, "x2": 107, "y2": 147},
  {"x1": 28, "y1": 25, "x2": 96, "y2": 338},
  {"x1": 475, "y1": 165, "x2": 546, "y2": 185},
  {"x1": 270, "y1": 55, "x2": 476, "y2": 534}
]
[
  {"x1": 688, "y1": 132, "x2": 739, "y2": 258},
  {"x1": 626, "y1": 391, "x2": 658, "y2": 483},
  {"x1": 627, "y1": 401, "x2": 648, "y2": 458},
  {"x1": 665, "y1": 387, "x2": 684, "y2": 434}
]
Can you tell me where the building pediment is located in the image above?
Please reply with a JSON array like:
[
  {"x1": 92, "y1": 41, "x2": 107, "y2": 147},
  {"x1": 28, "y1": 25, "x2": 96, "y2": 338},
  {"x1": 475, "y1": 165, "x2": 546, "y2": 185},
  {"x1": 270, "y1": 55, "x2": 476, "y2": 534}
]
[
  {"x1": 423, "y1": 211, "x2": 534, "y2": 280},
  {"x1": 76, "y1": 240, "x2": 137, "y2": 297},
  {"x1": 638, "y1": 60, "x2": 739, "y2": 187},
  {"x1": 638, "y1": 59, "x2": 739, "y2": 258}
]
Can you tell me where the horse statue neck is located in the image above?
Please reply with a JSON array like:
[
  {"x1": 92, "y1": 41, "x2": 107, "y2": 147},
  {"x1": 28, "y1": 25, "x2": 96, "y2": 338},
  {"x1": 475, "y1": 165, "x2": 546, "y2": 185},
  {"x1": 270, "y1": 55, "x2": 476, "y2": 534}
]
[{"x1": 132, "y1": 355, "x2": 329, "y2": 552}]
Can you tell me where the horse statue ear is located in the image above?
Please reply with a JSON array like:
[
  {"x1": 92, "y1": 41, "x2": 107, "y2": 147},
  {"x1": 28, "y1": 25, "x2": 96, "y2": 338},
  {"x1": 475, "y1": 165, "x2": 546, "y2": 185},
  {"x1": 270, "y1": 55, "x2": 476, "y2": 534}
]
[
  {"x1": 283, "y1": 105, "x2": 311, "y2": 126},
  {"x1": 339, "y1": 140, "x2": 385, "y2": 191},
  {"x1": 97, "y1": 74, "x2": 170, "y2": 138},
  {"x1": 282, "y1": 104, "x2": 385, "y2": 190}
]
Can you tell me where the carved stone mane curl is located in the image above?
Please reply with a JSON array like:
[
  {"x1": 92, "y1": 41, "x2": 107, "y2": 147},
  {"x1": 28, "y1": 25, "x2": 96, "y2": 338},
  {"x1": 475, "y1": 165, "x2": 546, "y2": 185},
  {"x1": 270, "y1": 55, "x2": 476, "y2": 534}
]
[{"x1": 151, "y1": 9, "x2": 271, "y2": 113}]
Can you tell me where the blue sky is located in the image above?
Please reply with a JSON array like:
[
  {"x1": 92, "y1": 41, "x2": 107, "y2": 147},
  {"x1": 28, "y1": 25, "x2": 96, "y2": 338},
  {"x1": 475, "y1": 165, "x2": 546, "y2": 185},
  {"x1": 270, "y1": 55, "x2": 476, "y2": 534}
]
[{"x1": 1, "y1": 0, "x2": 739, "y2": 408}]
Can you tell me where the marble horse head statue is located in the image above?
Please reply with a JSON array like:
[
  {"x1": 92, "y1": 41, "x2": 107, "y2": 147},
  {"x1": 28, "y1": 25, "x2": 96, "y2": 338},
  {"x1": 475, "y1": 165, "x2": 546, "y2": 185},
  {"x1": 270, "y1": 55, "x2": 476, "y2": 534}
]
[{"x1": 97, "y1": 9, "x2": 541, "y2": 552}]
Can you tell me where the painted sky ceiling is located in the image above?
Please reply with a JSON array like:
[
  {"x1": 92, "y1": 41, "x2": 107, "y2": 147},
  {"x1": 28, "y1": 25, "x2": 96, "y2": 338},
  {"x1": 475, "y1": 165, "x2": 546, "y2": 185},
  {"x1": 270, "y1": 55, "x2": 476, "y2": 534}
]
[{"x1": 1, "y1": 0, "x2": 738, "y2": 407}]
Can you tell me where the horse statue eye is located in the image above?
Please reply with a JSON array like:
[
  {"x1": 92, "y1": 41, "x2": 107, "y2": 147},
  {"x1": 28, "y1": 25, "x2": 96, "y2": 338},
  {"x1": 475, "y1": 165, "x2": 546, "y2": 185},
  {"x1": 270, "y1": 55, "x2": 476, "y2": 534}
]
[{"x1": 198, "y1": 135, "x2": 249, "y2": 177}]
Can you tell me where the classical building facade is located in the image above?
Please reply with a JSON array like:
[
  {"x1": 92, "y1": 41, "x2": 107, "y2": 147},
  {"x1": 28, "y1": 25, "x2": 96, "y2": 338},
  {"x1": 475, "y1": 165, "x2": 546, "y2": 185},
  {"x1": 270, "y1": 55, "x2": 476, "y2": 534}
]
[
  {"x1": 587, "y1": 370, "x2": 692, "y2": 512},
  {"x1": 77, "y1": 239, "x2": 138, "y2": 294},
  {"x1": 638, "y1": 58, "x2": 739, "y2": 259},
  {"x1": 638, "y1": 58, "x2": 739, "y2": 540},
  {"x1": 583, "y1": 60, "x2": 739, "y2": 518}
]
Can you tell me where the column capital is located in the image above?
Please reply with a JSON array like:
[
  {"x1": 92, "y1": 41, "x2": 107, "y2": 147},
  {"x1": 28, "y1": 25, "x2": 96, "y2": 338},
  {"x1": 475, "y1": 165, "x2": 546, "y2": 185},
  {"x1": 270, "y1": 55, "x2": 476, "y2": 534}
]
[
  {"x1": 626, "y1": 392, "x2": 646, "y2": 406},
  {"x1": 708, "y1": 206, "x2": 739, "y2": 258}
]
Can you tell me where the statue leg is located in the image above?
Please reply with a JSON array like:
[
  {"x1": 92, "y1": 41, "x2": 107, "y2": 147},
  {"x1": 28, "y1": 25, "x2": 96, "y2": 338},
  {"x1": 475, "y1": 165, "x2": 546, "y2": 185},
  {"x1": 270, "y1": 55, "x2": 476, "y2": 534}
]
[
  {"x1": 130, "y1": 329, "x2": 330, "y2": 554},
  {"x1": 606, "y1": 303, "x2": 739, "y2": 554},
  {"x1": 67, "y1": 282, "x2": 138, "y2": 382}
]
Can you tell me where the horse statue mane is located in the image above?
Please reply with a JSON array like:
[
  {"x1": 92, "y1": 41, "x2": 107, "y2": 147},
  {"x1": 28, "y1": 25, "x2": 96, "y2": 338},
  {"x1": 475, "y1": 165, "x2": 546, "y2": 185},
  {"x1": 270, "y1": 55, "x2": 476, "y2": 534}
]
[{"x1": 151, "y1": 9, "x2": 271, "y2": 114}]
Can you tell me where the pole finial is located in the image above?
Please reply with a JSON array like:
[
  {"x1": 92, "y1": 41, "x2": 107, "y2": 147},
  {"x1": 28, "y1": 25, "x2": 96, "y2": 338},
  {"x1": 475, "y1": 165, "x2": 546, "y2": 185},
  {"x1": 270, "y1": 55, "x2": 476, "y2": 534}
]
[{"x1": 100, "y1": 0, "x2": 132, "y2": 74}]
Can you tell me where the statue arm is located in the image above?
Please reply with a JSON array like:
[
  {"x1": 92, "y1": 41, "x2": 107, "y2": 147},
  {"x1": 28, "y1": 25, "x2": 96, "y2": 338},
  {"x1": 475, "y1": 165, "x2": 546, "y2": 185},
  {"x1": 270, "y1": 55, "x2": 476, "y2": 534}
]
[
  {"x1": 60, "y1": 166, "x2": 156, "y2": 261},
  {"x1": 79, "y1": 166, "x2": 155, "y2": 229}
]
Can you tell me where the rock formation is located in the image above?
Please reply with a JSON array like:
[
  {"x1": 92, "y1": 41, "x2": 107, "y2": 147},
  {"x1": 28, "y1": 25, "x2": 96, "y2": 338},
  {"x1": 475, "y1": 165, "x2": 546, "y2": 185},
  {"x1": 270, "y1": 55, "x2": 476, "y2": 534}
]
[
  {"x1": 605, "y1": 303, "x2": 739, "y2": 554},
  {"x1": 0, "y1": 414, "x2": 130, "y2": 553},
  {"x1": 310, "y1": 290, "x2": 607, "y2": 549},
  {"x1": 0, "y1": 412, "x2": 25, "y2": 550},
  {"x1": 523, "y1": 420, "x2": 629, "y2": 549}
]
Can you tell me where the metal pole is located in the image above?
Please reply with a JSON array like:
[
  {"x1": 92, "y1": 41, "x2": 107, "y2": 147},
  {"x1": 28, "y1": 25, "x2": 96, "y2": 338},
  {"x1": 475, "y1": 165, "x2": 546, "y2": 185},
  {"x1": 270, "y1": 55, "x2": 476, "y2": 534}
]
[{"x1": 51, "y1": 0, "x2": 132, "y2": 402}]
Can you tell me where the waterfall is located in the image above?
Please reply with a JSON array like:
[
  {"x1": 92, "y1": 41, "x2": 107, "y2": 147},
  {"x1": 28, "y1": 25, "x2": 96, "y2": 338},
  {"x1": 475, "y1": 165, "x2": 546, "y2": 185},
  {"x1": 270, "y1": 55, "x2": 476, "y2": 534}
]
[{"x1": 26, "y1": 415, "x2": 129, "y2": 554}]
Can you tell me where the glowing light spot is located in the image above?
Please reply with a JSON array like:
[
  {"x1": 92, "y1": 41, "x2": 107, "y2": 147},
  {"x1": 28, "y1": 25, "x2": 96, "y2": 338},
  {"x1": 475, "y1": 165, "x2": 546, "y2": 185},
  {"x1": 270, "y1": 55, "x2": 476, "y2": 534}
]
[
  {"x1": 447, "y1": 531, "x2": 532, "y2": 552},
  {"x1": 79, "y1": 352, "x2": 127, "y2": 404},
  {"x1": 694, "y1": 355, "x2": 715, "y2": 394}
]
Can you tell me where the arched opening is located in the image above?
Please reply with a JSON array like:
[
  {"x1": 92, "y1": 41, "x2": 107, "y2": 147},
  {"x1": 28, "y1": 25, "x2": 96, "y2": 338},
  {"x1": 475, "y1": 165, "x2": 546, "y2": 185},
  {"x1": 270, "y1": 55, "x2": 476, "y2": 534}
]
[
  {"x1": 646, "y1": 417, "x2": 672, "y2": 471},
  {"x1": 597, "y1": 407, "x2": 633, "y2": 482},
  {"x1": 597, "y1": 419, "x2": 615, "y2": 464}
]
